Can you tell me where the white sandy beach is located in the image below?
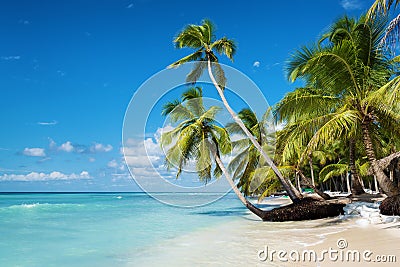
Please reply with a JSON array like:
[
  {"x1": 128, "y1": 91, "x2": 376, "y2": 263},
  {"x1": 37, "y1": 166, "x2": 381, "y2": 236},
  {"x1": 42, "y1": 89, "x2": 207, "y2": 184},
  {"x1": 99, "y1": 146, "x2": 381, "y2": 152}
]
[{"x1": 129, "y1": 198, "x2": 400, "y2": 267}]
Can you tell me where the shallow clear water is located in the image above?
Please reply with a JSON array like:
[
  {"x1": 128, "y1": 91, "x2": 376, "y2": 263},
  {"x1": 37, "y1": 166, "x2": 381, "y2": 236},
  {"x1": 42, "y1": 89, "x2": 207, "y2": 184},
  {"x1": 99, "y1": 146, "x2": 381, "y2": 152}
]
[
  {"x1": 0, "y1": 192, "x2": 246, "y2": 267},
  {"x1": 2, "y1": 193, "x2": 395, "y2": 266}
]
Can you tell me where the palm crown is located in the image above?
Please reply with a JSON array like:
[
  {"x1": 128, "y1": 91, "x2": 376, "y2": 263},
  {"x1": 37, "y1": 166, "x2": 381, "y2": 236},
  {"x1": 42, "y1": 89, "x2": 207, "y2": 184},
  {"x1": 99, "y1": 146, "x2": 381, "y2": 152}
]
[
  {"x1": 168, "y1": 19, "x2": 236, "y2": 88},
  {"x1": 161, "y1": 87, "x2": 231, "y2": 183}
]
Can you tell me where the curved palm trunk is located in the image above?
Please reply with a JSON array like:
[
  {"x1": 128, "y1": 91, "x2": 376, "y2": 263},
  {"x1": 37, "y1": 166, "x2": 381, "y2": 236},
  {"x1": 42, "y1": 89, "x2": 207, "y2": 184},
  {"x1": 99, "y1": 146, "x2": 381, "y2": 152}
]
[
  {"x1": 206, "y1": 58, "x2": 303, "y2": 202},
  {"x1": 361, "y1": 120, "x2": 399, "y2": 196},
  {"x1": 349, "y1": 139, "x2": 365, "y2": 195},
  {"x1": 213, "y1": 152, "x2": 266, "y2": 219}
]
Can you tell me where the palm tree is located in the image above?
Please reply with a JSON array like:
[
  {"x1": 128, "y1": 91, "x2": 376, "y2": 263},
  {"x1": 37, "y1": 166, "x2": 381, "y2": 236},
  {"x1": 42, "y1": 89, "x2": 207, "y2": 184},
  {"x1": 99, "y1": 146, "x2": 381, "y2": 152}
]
[
  {"x1": 274, "y1": 126, "x2": 332, "y2": 200},
  {"x1": 367, "y1": 0, "x2": 400, "y2": 46},
  {"x1": 285, "y1": 15, "x2": 400, "y2": 196},
  {"x1": 169, "y1": 19, "x2": 303, "y2": 202},
  {"x1": 161, "y1": 87, "x2": 266, "y2": 219}
]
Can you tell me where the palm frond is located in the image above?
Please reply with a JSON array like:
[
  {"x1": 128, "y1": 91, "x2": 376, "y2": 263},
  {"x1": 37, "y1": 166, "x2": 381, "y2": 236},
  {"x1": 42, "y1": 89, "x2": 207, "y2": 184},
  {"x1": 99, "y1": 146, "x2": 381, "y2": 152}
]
[
  {"x1": 168, "y1": 50, "x2": 204, "y2": 68},
  {"x1": 196, "y1": 138, "x2": 212, "y2": 182},
  {"x1": 319, "y1": 163, "x2": 348, "y2": 182},
  {"x1": 210, "y1": 37, "x2": 236, "y2": 61},
  {"x1": 211, "y1": 61, "x2": 227, "y2": 89},
  {"x1": 211, "y1": 125, "x2": 232, "y2": 154},
  {"x1": 186, "y1": 60, "x2": 207, "y2": 83},
  {"x1": 161, "y1": 99, "x2": 181, "y2": 116},
  {"x1": 173, "y1": 24, "x2": 204, "y2": 49}
]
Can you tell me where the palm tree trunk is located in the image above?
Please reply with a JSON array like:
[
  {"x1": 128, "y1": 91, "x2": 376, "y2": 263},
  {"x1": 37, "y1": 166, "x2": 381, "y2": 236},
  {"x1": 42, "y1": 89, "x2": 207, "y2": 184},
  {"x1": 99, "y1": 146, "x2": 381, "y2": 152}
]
[
  {"x1": 333, "y1": 178, "x2": 339, "y2": 192},
  {"x1": 213, "y1": 152, "x2": 266, "y2": 219},
  {"x1": 206, "y1": 58, "x2": 303, "y2": 202},
  {"x1": 346, "y1": 172, "x2": 351, "y2": 193},
  {"x1": 349, "y1": 139, "x2": 364, "y2": 195},
  {"x1": 361, "y1": 120, "x2": 399, "y2": 196},
  {"x1": 296, "y1": 173, "x2": 301, "y2": 192},
  {"x1": 308, "y1": 154, "x2": 315, "y2": 187}
]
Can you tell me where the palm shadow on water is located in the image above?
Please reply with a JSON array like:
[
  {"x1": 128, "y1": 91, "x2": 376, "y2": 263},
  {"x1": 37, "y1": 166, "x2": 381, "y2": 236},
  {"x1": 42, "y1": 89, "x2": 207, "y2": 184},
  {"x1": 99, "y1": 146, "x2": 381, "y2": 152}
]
[
  {"x1": 191, "y1": 203, "x2": 284, "y2": 221},
  {"x1": 191, "y1": 207, "x2": 248, "y2": 217}
]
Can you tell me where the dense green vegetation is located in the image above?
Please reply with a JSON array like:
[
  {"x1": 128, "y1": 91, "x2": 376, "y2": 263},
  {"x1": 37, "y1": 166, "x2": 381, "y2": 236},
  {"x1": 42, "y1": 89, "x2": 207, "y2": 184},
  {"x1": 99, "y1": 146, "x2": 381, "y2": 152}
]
[{"x1": 165, "y1": 1, "x2": 400, "y2": 218}]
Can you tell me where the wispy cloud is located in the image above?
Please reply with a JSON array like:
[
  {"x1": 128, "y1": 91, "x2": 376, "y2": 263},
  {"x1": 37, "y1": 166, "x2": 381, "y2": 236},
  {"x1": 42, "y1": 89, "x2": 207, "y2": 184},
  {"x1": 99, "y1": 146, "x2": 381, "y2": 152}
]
[
  {"x1": 127, "y1": 3, "x2": 134, "y2": 8},
  {"x1": 107, "y1": 159, "x2": 126, "y2": 171},
  {"x1": 0, "y1": 171, "x2": 91, "y2": 181},
  {"x1": 265, "y1": 62, "x2": 280, "y2": 70},
  {"x1": 23, "y1": 147, "x2": 46, "y2": 157},
  {"x1": 253, "y1": 61, "x2": 260, "y2": 68},
  {"x1": 49, "y1": 139, "x2": 113, "y2": 154},
  {"x1": 1, "y1": 56, "x2": 20, "y2": 61},
  {"x1": 37, "y1": 120, "x2": 58, "y2": 126},
  {"x1": 90, "y1": 143, "x2": 113, "y2": 153},
  {"x1": 340, "y1": 0, "x2": 363, "y2": 10},
  {"x1": 107, "y1": 159, "x2": 119, "y2": 168}
]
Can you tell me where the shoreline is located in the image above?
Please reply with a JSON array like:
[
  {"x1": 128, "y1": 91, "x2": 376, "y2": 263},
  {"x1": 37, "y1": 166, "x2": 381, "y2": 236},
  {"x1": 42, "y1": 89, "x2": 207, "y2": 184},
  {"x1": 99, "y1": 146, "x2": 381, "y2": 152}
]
[{"x1": 128, "y1": 198, "x2": 400, "y2": 267}]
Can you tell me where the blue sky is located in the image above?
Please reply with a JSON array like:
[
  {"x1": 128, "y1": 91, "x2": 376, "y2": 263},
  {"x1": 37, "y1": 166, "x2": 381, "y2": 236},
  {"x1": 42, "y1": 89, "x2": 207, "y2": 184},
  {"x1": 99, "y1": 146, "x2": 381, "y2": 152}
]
[{"x1": 0, "y1": 0, "x2": 375, "y2": 192}]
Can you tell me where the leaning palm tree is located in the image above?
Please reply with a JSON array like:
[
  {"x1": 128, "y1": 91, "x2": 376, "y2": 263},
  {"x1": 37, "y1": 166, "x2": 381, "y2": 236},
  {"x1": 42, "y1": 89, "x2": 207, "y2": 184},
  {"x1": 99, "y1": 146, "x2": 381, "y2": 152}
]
[
  {"x1": 161, "y1": 87, "x2": 266, "y2": 219},
  {"x1": 161, "y1": 87, "x2": 345, "y2": 221},
  {"x1": 286, "y1": 15, "x2": 400, "y2": 197},
  {"x1": 168, "y1": 19, "x2": 302, "y2": 202}
]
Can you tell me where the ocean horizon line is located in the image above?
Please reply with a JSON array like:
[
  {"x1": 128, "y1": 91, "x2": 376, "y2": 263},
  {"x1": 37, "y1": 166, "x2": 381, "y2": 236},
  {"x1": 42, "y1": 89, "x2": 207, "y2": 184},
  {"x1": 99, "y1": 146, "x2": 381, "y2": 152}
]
[{"x1": 0, "y1": 191, "x2": 236, "y2": 194}]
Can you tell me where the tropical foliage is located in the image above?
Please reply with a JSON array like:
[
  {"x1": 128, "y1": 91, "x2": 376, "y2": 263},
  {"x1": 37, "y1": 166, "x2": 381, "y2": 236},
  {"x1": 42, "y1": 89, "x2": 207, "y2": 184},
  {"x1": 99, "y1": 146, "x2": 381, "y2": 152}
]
[{"x1": 279, "y1": 14, "x2": 400, "y2": 196}]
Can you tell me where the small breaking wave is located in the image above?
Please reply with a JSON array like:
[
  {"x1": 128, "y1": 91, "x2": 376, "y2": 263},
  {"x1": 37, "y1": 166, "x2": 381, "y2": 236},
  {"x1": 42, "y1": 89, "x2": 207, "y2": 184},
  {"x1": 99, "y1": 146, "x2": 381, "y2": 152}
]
[
  {"x1": 341, "y1": 202, "x2": 400, "y2": 225},
  {"x1": 4, "y1": 202, "x2": 85, "y2": 211}
]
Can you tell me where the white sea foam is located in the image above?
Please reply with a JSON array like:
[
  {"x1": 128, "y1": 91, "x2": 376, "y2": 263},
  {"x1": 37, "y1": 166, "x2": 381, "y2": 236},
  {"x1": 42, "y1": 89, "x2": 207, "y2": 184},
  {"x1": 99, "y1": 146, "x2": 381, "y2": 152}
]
[
  {"x1": 7, "y1": 202, "x2": 84, "y2": 210},
  {"x1": 20, "y1": 203, "x2": 40, "y2": 208},
  {"x1": 342, "y1": 201, "x2": 400, "y2": 225}
]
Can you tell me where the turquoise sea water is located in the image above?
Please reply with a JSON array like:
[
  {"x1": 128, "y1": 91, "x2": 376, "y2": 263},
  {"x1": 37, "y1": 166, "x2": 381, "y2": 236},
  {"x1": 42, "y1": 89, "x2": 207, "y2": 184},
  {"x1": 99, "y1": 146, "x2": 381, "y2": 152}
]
[{"x1": 0, "y1": 192, "x2": 245, "y2": 267}]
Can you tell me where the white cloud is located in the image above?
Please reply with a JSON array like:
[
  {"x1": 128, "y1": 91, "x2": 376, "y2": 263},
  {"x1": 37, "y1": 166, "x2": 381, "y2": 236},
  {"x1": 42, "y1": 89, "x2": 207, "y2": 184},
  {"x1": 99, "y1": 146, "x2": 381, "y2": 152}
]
[
  {"x1": 340, "y1": 0, "x2": 362, "y2": 10},
  {"x1": 107, "y1": 159, "x2": 126, "y2": 172},
  {"x1": 59, "y1": 141, "x2": 74, "y2": 152},
  {"x1": 123, "y1": 137, "x2": 164, "y2": 168},
  {"x1": 48, "y1": 140, "x2": 113, "y2": 154},
  {"x1": 1, "y1": 56, "x2": 20, "y2": 61},
  {"x1": 23, "y1": 147, "x2": 46, "y2": 157},
  {"x1": 90, "y1": 143, "x2": 113, "y2": 153},
  {"x1": 89, "y1": 157, "x2": 96, "y2": 162},
  {"x1": 107, "y1": 159, "x2": 119, "y2": 168},
  {"x1": 0, "y1": 171, "x2": 91, "y2": 181},
  {"x1": 253, "y1": 61, "x2": 260, "y2": 68},
  {"x1": 37, "y1": 120, "x2": 58, "y2": 126},
  {"x1": 122, "y1": 126, "x2": 172, "y2": 174}
]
